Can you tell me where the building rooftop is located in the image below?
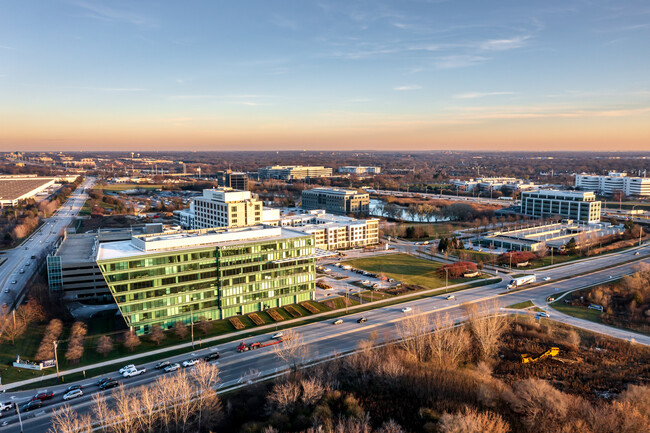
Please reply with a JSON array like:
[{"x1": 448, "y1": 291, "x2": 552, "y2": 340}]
[
  {"x1": 97, "y1": 225, "x2": 309, "y2": 261},
  {"x1": 56, "y1": 233, "x2": 97, "y2": 262},
  {"x1": 0, "y1": 177, "x2": 56, "y2": 201},
  {"x1": 305, "y1": 187, "x2": 367, "y2": 196}
]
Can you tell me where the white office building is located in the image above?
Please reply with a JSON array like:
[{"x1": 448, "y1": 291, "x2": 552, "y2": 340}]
[
  {"x1": 520, "y1": 190, "x2": 601, "y2": 223},
  {"x1": 338, "y1": 166, "x2": 381, "y2": 175},
  {"x1": 575, "y1": 172, "x2": 650, "y2": 196},
  {"x1": 190, "y1": 188, "x2": 263, "y2": 229}
]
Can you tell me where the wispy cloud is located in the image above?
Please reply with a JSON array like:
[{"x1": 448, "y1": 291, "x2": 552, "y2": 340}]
[
  {"x1": 394, "y1": 85, "x2": 421, "y2": 91},
  {"x1": 453, "y1": 91, "x2": 516, "y2": 99},
  {"x1": 435, "y1": 55, "x2": 487, "y2": 69},
  {"x1": 79, "y1": 87, "x2": 147, "y2": 92},
  {"x1": 71, "y1": 1, "x2": 157, "y2": 27},
  {"x1": 479, "y1": 35, "x2": 531, "y2": 51}
]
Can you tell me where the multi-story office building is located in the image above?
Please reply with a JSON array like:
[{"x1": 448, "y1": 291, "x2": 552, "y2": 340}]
[
  {"x1": 96, "y1": 226, "x2": 317, "y2": 334},
  {"x1": 338, "y1": 166, "x2": 381, "y2": 175},
  {"x1": 302, "y1": 187, "x2": 369, "y2": 215},
  {"x1": 216, "y1": 170, "x2": 249, "y2": 190},
  {"x1": 520, "y1": 190, "x2": 601, "y2": 223},
  {"x1": 192, "y1": 188, "x2": 262, "y2": 229},
  {"x1": 263, "y1": 209, "x2": 379, "y2": 250},
  {"x1": 46, "y1": 227, "x2": 161, "y2": 301},
  {"x1": 575, "y1": 172, "x2": 650, "y2": 196},
  {"x1": 451, "y1": 177, "x2": 537, "y2": 193},
  {"x1": 258, "y1": 165, "x2": 333, "y2": 181}
]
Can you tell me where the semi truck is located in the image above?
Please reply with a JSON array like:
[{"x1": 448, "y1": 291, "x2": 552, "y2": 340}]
[
  {"x1": 507, "y1": 275, "x2": 536, "y2": 290},
  {"x1": 237, "y1": 339, "x2": 283, "y2": 352}
]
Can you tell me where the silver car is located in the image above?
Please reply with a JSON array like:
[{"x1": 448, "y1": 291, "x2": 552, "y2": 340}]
[{"x1": 63, "y1": 389, "x2": 83, "y2": 400}]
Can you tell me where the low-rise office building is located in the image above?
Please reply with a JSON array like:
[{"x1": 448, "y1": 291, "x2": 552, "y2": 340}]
[
  {"x1": 0, "y1": 177, "x2": 57, "y2": 207},
  {"x1": 258, "y1": 165, "x2": 332, "y2": 180},
  {"x1": 520, "y1": 190, "x2": 601, "y2": 223},
  {"x1": 338, "y1": 166, "x2": 381, "y2": 175},
  {"x1": 575, "y1": 171, "x2": 650, "y2": 196},
  {"x1": 263, "y1": 209, "x2": 379, "y2": 250},
  {"x1": 302, "y1": 187, "x2": 369, "y2": 215},
  {"x1": 96, "y1": 226, "x2": 318, "y2": 334},
  {"x1": 451, "y1": 177, "x2": 538, "y2": 193}
]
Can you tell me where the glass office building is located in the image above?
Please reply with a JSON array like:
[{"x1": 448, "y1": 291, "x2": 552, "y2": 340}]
[{"x1": 96, "y1": 226, "x2": 317, "y2": 334}]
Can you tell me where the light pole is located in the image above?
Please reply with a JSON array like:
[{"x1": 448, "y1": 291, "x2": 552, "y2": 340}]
[
  {"x1": 53, "y1": 340, "x2": 59, "y2": 379},
  {"x1": 190, "y1": 311, "x2": 194, "y2": 349},
  {"x1": 16, "y1": 402, "x2": 24, "y2": 433}
]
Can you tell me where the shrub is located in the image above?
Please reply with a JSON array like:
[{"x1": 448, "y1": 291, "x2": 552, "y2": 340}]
[{"x1": 439, "y1": 262, "x2": 477, "y2": 278}]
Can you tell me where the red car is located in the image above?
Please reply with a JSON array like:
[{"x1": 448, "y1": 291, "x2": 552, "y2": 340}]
[{"x1": 31, "y1": 391, "x2": 54, "y2": 401}]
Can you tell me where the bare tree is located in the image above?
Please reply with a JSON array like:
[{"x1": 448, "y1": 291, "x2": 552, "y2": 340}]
[
  {"x1": 149, "y1": 325, "x2": 165, "y2": 345},
  {"x1": 191, "y1": 361, "x2": 223, "y2": 431},
  {"x1": 273, "y1": 329, "x2": 308, "y2": 370},
  {"x1": 48, "y1": 404, "x2": 92, "y2": 433},
  {"x1": 429, "y1": 312, "x2": 470, "y2": 368},
  {"x1": 464, "y1": 300, "x2": 510, "y2": 360},
  {"x1": 174, "y1": 321, "x2": 189, "y2": 340},
  {"x1": 0, "y1": 307, "x2": 26, "y2": 345},
  {"x1": 439, "y1": 406, "x2": 510, "y2": 433},
  {"x1": 15, "y1": 297, "x2": 45, "y2": 325},
  {"x1": 96, "y1": 335, "x2": 114, "y2": 357},
  {"x1": 196, "y1": 317, "x2": 212, "y2": 335},
  {"x1": 395, "y1": 309, "x2": 431, "y2": 362},
  {"x1": 123, "y1": 331, "x2": 141, "y2": 352}
]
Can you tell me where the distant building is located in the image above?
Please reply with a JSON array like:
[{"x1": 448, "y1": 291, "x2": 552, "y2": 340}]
[
  {"x1": 338, "y1": 166, "x2": 381, "y2": 175},
  {"x1": 451, "y1": 177, "x2": 537, "y2": 193},
  {"x1": 575, "y1": 171, "x2": 650, "y2": 196},
  {"x1": 189, "y1": 188, "x2": 263, "y2": 229},
  {"x1": 301, "y1": 187, "x2": 369, "y2": 215},
  {"x1": 96, "y1": 225, "x2": 318, "y2": 334},
  {"x1": 520, "y1": 190, "x2": 601, "y2": 223},
  {"x1": 0, "y1": 177, "x2": 56, "y2": 207},
  {"x1": 258, "y1": 165, "x2": 332, "y2": 181},
  {"x1": 217, "y1": 170, "x2": 249, "y2": 190},
  {"x1": 263, "y1": 209, "x2": 379, "y2": 250}
]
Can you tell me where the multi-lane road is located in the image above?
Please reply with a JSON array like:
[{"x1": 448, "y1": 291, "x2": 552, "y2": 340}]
[
  {"x1": 1, "y1": 241, "x2": 649, "y2": 432},
  {"x1": 0, "y1": 178, "x2": 94, "y2": 308}
]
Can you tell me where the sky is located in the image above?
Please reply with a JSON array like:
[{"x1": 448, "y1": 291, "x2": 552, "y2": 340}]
[{"x1": 1, "y1": 0, "x2": 649, "y2": 152}]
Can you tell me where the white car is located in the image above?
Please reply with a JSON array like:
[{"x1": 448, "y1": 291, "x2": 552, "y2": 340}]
[
  {"x1": 446, "y1": 295, "x2": 455, "y2": 300},
  {"x1": 536, "y1": 312, "x2": 550, "y2": 318},
  {"x1": 401, "y1": 307, "x2": 412, "y2": 313},
  {"x1": 11, "y1": 280, "x2": 16, "y2": 284},
  {"x1": 164, "y1": 363, "x2": 180, "y2": 373},
  {"x1": 118, "y1": 364, "x2": 135, "y2": 374},
  {"x1": 63, "y1": 389, "x2": 83, "y2": 401},
  {"x1": 362, "y1": 280, "x2": 371, "y2": 285},
  {"x1": 182, "y1": 359, "x2": 200, "y2": 368},
  {"x1": 272, "y1": 332, "x2": 284, "y2": 340},
  {"x1": 122, "y1": 367, "x2": 146, "y2": 377},
  {"x1": 323, "y1": 268, "x2": 332, "y2": 272},
  {"x1": 0, "y1": 401, "x2": 14, "y2": 411}
]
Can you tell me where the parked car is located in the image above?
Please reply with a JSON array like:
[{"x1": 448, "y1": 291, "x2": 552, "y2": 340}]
[
  {"x1": 63, "y1": 389, "x2": 83, "y2": 401},
  {"x1": 401, "y1": 307, "x2": 412, "y2": 313},
  {"x1": 357, "y1": 317, "x2": 368, "y2": 323},
  {"x1": 204, "y1": 352, "x2": 220, "y2": 362},
  {"x1": 118, "y1": 364, "x2": 135, "y2": 374},
  {"x1": 100, "y1": 380, "x2": 120, "y2": 391},
  {"x1": 333, "y1": 319, "x2": 343, "y2": 325},
  {"x1": 272, "y1": 332, "x2": 284, "y2": 340},
  {"x1": 164, "y1": 363, "x2": 181, "y2": 373},
  {"x1": 31, "y1": 391, "x2": 54, "y2": 401},
  {"x1": 21, "y1": 400, "x2": 43, "y2": 412},
  {"x1": 182, "y1": 358, "x2": 200, "y2": 368},
  {"x1": 155, "y1": 361, "x2": 171, "y2": 370}
]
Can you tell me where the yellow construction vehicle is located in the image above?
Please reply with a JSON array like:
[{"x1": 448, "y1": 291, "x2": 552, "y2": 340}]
[{"x1": 520, "y1": 347, "x2": 560, "y2": 363}]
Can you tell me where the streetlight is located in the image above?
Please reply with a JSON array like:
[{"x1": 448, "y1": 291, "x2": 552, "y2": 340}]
[
  {"x1": 53, "y1": 340, "x2": 59, "y2": 379},
  {"x1": 444, "y1": 268, "x2": 449, "y2": 292},
  {"x1": 16, "y1": 401, "x2": 24, "y2": 433}
]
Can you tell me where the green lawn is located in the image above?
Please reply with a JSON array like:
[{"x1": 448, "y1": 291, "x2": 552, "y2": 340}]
[
  {"x1": 506, "y1": 300, "x2": 534, "y2": 309},
  {"x1": 552, "y1": 302, "x2": 603, "y2": 323},
  {"x1": 343, "y1": 254, "x2": 468, "y2": 289}
]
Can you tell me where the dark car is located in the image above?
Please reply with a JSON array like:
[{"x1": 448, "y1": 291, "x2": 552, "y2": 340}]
[
  {"x1": 31, "y1": 391, "x2": 54, "y2": 401},
  {"x1": 357, "y1": 317, "x2": 368, "y2": 323},
  {"x1": 155, "y1": 361, "x2": 171, "y2": 370},
  {"x1": 204, "y1": 352, "x2": 220, "y2": 362},
  {"x1": 95, "y1": 377, "x2": 113, "y2": 387},
  {"x1": 99, "y1": 380, "x2": 120, "y2": 391},
  {"x1": 65, "y1": 384, "x2": 83, "y2": 393},
  {"x1": 22, "y1": 400, "x2": 43, "y2": 412}
]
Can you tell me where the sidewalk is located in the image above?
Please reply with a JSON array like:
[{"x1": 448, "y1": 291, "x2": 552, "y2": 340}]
[{"x1": 2, "y1": 277, "x2": 500, "y2": 391}]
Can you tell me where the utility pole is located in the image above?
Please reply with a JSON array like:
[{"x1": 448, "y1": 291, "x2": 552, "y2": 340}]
[
  {"x1": 53, "y1": 340, "x2": 59, "y2": 379},
  {"x1": 16, "y1": 401, "x2": 24, "y2": 433},
  {"x1": 190, "y1": 311, "x2": 195, "y2": 349}
]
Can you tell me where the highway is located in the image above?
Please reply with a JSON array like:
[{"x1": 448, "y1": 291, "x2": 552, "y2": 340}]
[
  {"x1": 0, "y1": 178, "x2": 94, "y2": 309},
  {"x1": 1, "y1": 243, "x2": 649, "y2": 432}
]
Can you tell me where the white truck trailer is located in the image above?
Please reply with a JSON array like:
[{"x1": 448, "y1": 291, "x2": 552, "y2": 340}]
[{"x1": 507, "y1": 275, "x2": 536, "y2": 290}]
